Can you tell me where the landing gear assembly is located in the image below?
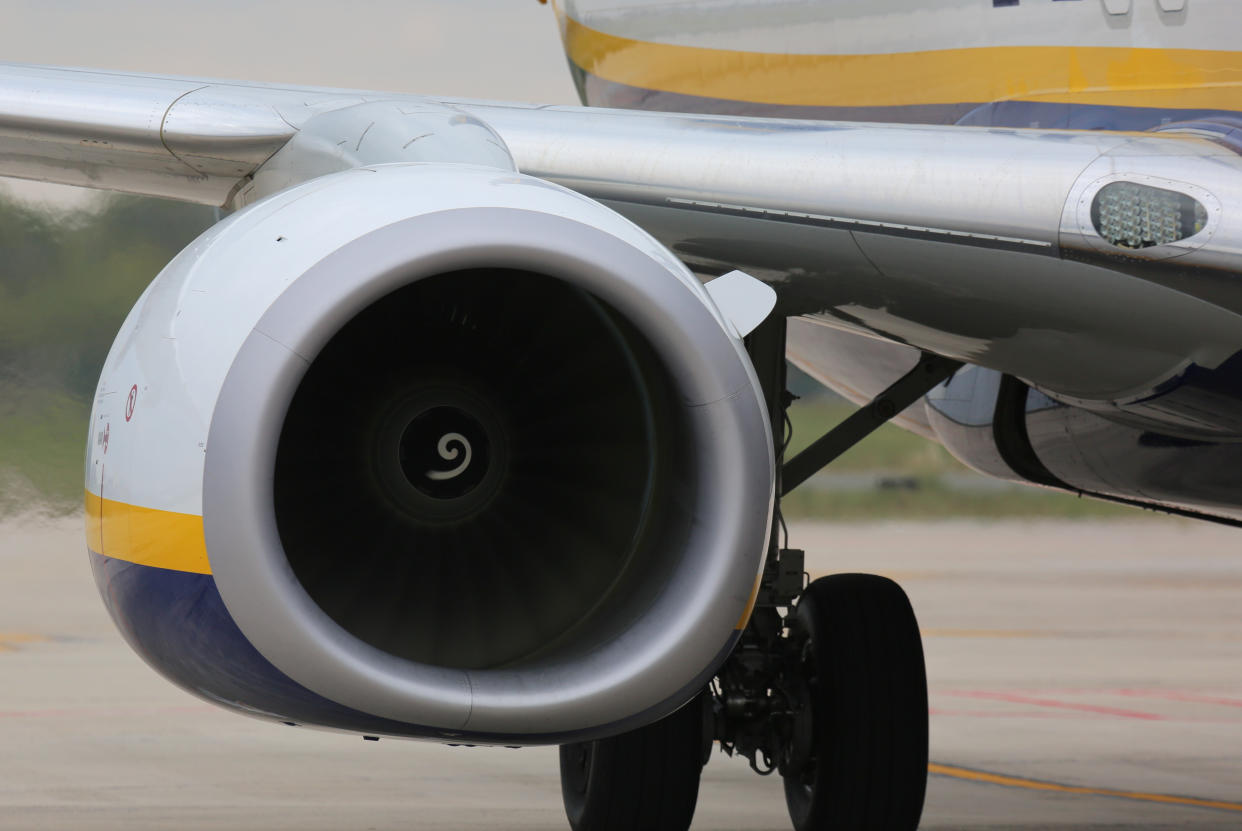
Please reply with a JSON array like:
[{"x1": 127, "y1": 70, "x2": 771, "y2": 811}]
[{"x1": 558, "y1": 318, "x2": 960, "y2": 831}]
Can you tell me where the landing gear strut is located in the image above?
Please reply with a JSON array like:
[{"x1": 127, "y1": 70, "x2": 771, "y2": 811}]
[{"x1": 558, "y1": 316, "x2": 959, "y2": 831}]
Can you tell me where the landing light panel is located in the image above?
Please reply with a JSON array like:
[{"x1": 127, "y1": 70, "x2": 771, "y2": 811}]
[{"x1": 1091, "y1": 181, "x2": 1207, "y2": 249}]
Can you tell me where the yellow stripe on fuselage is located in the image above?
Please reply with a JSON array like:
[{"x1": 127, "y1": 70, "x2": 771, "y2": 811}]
[
  {"x1": 84, "y1": 490, "x2": 211, "y2": 575},
  {"x1": 563, "y1": 16, "x2": 1242, "y2": 112}
]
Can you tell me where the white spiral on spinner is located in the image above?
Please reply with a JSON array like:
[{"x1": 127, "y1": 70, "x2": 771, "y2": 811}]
[{"x1": 426, "y1": 432, "x2": 473, "y2": 481}]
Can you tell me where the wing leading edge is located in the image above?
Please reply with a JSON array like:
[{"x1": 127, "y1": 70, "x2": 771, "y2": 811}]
[{"x1": 2, "y1": 63, "x2": 1242, "y2": 410}]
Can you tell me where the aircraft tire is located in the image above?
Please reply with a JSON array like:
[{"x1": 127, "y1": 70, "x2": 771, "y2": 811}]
[
  {"x1": 781, "y1": 573, "x2": 928, "y2": 831},
  {"x1": 559, "y1": 691, "x2": 707, "y2": 831}
]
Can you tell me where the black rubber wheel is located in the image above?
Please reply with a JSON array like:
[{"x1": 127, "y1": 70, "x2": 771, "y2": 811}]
[
  {"x1": 559, "y1": 692, "x2": 709, "y2": 831},
  {"x1": 781, "y1": 574, "x2": 928, "y2": 831}
]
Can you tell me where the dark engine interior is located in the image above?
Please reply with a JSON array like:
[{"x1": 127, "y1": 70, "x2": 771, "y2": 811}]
[{"x1": 274, "y1": 270, "x2": 693, "y2": 671}]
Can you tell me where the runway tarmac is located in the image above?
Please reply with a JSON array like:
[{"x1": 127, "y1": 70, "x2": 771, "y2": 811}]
[{"x1": 2, "y1": 515, "x2": 1240, "y2": 830}]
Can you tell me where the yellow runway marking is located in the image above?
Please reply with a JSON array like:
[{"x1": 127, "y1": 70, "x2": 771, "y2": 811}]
[
  {"x1": 0, "y1": 632, "x2": 50, "y2": 653},
  {"x1": 930, "y1": 762, "x2": 1242, "y2": 813}
]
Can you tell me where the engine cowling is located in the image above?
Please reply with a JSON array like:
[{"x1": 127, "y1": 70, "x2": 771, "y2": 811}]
[{"x1": 85, "y1": 163, "x2": 773, "y2": 743}]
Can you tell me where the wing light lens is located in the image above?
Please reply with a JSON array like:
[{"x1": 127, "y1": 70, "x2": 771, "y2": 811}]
[{"x1": 1091, "y1": 182, "x2": 1207, "y2": 249}]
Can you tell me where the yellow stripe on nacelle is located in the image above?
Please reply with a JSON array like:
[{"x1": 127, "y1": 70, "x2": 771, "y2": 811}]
[
  {"x1": 735, "y1": 574, "x2": 762, "y2": 631},
  {"x1": 84, "y1": 491, "x2": 211, "y2": 575},
  {"x1": 564, "y1": 16, "x2": 1242, "y2": 111}
]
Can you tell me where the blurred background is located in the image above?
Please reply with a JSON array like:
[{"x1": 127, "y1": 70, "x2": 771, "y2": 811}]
[
  {"x1": 7, "y1": 7, "x2": 1241, "y2": 830},
  {"x1": 0, "y1": 0, "x2": 576, "y2": 514},
  {"x1": 0, "y1": 0, "x2": 1142, "y2": 522}
]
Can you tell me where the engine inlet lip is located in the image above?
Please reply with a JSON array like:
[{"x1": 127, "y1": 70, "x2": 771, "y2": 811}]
[{"x1": 204, "y1": 176, "x2": 772, "y2": 741}]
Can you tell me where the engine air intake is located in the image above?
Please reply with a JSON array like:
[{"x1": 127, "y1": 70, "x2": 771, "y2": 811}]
[
  {"x1": 274, "y1": 269, "x2": 689, "y2": 671},
  {"x1": 193, "y1": 163, "x2": 772, "y2": 741}
]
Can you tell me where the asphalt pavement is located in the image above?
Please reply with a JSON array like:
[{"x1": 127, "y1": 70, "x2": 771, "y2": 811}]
[{"x1": 2, "y1": 516, "x2": 1239, "y2": 830}]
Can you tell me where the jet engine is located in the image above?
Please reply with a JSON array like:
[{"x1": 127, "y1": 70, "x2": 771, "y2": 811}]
[{"x1": 85, "y1": 163, "x2": 774, "y2": 744}]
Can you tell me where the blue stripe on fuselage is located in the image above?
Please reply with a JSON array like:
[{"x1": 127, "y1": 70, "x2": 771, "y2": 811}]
[{"x1": 572, "y1": 66, "x2": 1242, "y2": 131}]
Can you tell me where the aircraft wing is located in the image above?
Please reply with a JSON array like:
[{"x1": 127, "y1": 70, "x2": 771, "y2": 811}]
[{"x1": 3, "y1": 62, "x2": 1241, "y2": 407}]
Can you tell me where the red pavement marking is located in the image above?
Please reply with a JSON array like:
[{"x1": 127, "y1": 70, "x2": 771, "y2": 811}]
[
  {"x1": 1114, "y1": 689, "x2": 1242, "y2": 708},
  {"x1": 929, "y1": 707, "x2": 1090, "y2": 719},
  {"x1": 943, "y1": 690, "x2": 1168, "y2": 720}
]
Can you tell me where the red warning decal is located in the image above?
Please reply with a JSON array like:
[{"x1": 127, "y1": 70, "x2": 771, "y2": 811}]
[{"x1": 125, "y1": 385, "x2": 138, "y2": 422}]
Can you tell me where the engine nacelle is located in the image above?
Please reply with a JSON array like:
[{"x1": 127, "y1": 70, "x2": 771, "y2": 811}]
[{"x1": 85, "y1": 163, "x2": 773, "y2": 743}]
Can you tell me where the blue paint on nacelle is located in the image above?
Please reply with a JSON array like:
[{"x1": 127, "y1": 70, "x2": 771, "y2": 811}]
[
  {"x1": 89, "y1": 551, "x2": 432, "y2": 737},
  {"x1": 89, "y1": 550, "x2": 742, "y2": 743}
]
